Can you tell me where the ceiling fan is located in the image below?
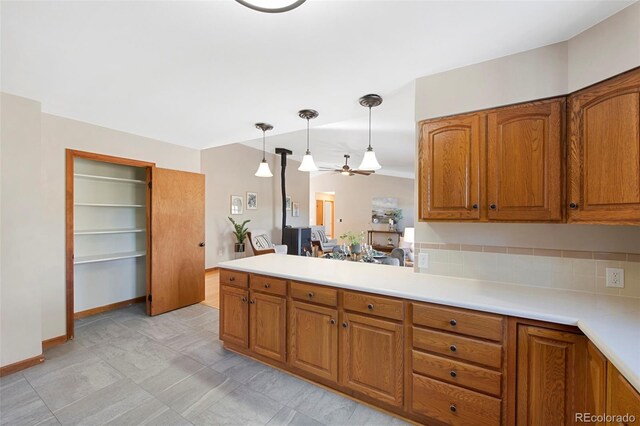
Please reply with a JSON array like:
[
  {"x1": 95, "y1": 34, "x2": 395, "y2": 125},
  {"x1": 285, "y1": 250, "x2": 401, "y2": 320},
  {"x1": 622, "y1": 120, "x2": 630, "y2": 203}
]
[{"x1": 321, "y1": 154, "x2": 375, "y2": 176}]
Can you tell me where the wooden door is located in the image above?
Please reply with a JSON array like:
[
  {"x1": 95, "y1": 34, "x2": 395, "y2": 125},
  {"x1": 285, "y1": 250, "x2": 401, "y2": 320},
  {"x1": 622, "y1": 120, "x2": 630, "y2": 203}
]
[
  {"x1": 567, "y1": 69, "x2": 640, "y2": 224},
  {"x1": 340, "y1": 312, "x2": 403, "y2": 407},
  {"x1": 316, "y1": 200, "x2": 324, "y2": 226},
  {"x1": 516, "y1": 325, "x2": 586, "y2": 426},
  {"x1": 419, "y1": 113, "x2": 482, "y2": 220},
  {"x1": 288, "y1": 301, "x2": 338, "y2": 382},
  {"x1": 487, "y1": 99, "x2": 563, "y2": 221},
  {"x1": 250, "y1": 291, "x2": 286, "y2": 362},
  {"x1": 586, "y1": 341, "x2": 607, "y2": 425},
  {"x1": 606, "y1": 362, "x2": 640, "y2": 425},
  {"x1": 149, "y1": 168, "x2": 205, "y2": 315},
  {"x1": 220, "y1": 285, "x2": 249, "y2": 348}
]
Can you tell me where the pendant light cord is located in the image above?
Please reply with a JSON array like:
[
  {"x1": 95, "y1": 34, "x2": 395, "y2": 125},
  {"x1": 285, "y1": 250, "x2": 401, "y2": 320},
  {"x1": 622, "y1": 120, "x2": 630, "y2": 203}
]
[
  {"x1": 306, "y1": 119, "x2": 310, "y2": 153},
  {"x1": 262, "y1": 130, "x2": 266, "y2": 161},
  {"x1": 368, "y1": 106, "x2": 372, "y2": 149}
]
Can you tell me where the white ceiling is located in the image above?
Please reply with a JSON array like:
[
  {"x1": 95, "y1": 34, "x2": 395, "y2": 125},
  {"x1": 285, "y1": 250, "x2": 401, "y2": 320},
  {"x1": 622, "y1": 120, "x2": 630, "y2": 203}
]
[{"x1": 1, "y1": 0, "x2": 635, "y2": 177}]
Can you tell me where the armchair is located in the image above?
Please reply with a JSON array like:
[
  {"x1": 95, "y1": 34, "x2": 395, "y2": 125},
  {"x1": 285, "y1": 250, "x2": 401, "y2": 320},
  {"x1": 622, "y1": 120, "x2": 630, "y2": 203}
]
[
  {"x1": 310, "y1": 226, "x2": 338, "y2": 252},
  {"x1": 247, "y1": 231, "x2": 288, "y2": 256}
]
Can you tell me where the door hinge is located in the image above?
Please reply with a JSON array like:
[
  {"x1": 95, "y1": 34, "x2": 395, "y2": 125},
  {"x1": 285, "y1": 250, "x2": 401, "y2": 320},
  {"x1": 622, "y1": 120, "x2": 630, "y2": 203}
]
[
  {"x1": 148, "y1": 181, "x2": 152, "y2": 189},
  {"x1": 148, "y1": 294, "x2": 152, "y2": 302}
]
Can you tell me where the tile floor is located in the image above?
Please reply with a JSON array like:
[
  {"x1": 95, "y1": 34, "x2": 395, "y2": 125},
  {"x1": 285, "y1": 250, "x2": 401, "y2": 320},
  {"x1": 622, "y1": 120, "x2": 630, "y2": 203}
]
[{"x1": 0, "y1": 303, "x2": 408, "y2": 426}]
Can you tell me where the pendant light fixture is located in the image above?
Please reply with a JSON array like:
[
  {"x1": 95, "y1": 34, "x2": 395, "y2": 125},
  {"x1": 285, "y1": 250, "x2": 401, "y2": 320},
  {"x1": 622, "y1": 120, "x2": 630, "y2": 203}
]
[
  {"x1": 236, "y1": 0, "x2": 306, "y2": 13},
  {"x1": 358, "y1": 94, "x2": 383, "y2": 171},
  {"x1": 254, "y1": 123, "x2": 274, "y2": 177},
  {"x1": 297, "y1": 109, "x2": 319, "y2": 172}
]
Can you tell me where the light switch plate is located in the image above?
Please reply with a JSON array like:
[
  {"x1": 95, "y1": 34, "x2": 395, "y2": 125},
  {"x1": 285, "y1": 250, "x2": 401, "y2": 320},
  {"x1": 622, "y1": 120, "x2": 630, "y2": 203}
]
[
  {"x1": 606, "y1": 267, "x2": 624, "y2": 288},
  {"x1": 418, "y1": 253, "x2": 429, "y2": 269}
]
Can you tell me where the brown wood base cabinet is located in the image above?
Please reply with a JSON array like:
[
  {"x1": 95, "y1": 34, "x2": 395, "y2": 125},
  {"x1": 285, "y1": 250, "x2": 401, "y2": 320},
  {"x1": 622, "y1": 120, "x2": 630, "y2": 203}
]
[{"x1": 219, "y1": 269, "x2": 640, "y2": 425}]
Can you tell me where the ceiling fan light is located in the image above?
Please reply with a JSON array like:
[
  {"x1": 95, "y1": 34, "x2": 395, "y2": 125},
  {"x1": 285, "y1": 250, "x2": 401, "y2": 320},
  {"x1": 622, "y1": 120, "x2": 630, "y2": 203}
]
[
  {"x1": 298, "y1": 152, "x2": 318, "y2": 172},
  {"x1": 255, "y1": 160, "x2": 273, "y2": 177},
  {"x1": 358, "y1": 148, "x2": 382, "y2": 171},
  {"x1": 341, "y1": 171, "x2": 351, "y2": 176}
]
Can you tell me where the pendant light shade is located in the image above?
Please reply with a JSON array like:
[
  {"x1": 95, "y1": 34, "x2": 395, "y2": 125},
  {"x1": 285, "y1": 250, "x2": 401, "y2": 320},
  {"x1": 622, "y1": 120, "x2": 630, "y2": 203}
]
[
  {"x1": 254, "y1": 123, "x2": 274, "y2": 178},
  {"x1": 236, "y1": 0, "x2": 306, "y2": 14},
  {"x1": 358, "y1": 94, "x2": 383, "y2": 171},
  {"x1": 297, "y1": 109, "x2": 319, "y2": 172}
]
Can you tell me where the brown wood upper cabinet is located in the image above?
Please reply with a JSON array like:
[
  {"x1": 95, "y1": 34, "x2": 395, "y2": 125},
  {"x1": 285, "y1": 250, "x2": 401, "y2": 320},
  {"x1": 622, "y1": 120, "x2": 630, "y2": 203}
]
[
  {"x1": 419, "y1": 113, "x2": 482, "y2": 220},
  {"x1": 567, "y1": 69, "x2": 640, "y2": 224},
  {"x1": 487, "y1": 99, "x2": 564, "y2": 221},
  {"x1": 419, "y1": 99, "x2": 564, "y2": 222}
]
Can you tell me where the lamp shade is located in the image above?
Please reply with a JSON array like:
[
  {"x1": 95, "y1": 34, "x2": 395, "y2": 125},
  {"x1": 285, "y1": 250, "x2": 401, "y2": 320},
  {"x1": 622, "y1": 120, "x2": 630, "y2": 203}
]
[
  {"x1": 298, "y1": 153, "x2": 318, "y2": 172},
  {"x1": 255, "y1": 160, "x2": 273, "y2": 177},
  {"x1": 403, "y1": 227, "x2": 415, "y2": 244},
  {"x1": 358, "y1": 149, "x2": 382, "y2": 171}
]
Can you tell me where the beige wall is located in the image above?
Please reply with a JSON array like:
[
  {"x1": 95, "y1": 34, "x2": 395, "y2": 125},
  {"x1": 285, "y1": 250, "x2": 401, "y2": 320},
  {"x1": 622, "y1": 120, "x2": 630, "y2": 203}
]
[
  {"x1": 201, "y1": 143, "x2": 310, "y2": 267},
  {"x1": 413, "y1": 3, "x2": 640, "y2": 252},
  {"x1": 309, "y1": 172, "x2": 415, "y2": 241},
  {"x1": 1, "y1": 93, "x2": 44, "y2": 366}
]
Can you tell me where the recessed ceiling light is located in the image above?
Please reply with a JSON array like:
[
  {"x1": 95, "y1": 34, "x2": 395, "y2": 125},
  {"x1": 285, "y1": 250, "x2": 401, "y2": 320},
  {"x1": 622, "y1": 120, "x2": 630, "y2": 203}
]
[{"x1": 236, "y1": 0, "x2": 306, "y2": 13}]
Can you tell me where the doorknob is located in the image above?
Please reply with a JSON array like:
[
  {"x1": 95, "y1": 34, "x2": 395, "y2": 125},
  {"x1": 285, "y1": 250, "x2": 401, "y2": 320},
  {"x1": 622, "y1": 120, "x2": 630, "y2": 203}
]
[{"x1": 199, "y1": 242, "x2": 205, "y2": 247}]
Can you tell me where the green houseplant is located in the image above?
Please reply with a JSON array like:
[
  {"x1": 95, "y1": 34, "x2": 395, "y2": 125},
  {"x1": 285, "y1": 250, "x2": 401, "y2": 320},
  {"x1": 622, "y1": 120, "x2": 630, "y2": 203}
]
[
  {"x1": 339, "y1": 230, "x2": 365, "y2": 254},
  {"x1": 228, "y1": 217, "x2": 250, "y2": 253}
]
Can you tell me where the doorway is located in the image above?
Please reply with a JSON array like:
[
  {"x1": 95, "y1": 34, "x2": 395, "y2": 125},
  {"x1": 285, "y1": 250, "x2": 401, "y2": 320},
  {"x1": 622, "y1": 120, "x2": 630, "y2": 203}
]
[{"x1": 315, "y1": 192, "x2": 335, "y2": 238}]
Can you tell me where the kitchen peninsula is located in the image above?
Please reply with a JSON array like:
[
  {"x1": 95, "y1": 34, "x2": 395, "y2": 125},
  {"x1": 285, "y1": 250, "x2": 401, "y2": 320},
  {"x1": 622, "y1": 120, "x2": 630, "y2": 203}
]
[{"x1": 219, "y1": 254, "x2": 640, "y2": 425}]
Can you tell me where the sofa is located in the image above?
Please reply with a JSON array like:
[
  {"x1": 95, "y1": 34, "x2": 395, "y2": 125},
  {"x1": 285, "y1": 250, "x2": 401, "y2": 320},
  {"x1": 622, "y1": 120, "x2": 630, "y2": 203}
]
[{"x1": 310, "y1": 226, "x2": 338, "y2": 252}]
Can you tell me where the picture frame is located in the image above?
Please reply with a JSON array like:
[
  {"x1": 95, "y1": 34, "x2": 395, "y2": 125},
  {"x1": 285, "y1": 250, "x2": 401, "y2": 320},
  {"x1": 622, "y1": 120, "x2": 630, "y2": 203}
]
[
  {"x1": 246, "y1": 192, "x2": 257, "y2": 210},
  {"x1": 286, "y1": 195, "x2": 292, "y2": 211},
  {"x1": 230, "y1": 195, "x2": 243, "y2": 215},
  {"x1": 292, "y1": 202, "x2": 300, "y2": 217}
]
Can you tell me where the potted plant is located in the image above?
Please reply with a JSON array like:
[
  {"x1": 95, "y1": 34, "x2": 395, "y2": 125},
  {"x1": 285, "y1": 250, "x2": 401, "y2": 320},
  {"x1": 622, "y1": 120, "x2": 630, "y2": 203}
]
[
  {"x1": 339, "y1": 230, "x2": 365, "y2": 255},
  {"x1": 228, "y1": 217, "x2": 250, "y2": 253},
  {"x1": 389, "y1": 209, "x2": 403, "y2": 231}
]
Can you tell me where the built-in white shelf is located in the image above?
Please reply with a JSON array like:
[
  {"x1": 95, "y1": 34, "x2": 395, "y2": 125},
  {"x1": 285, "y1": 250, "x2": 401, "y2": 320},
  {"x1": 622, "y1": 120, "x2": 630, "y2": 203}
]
[
  {"x1": 74, "y1": 228, "x2": 146, "y2": 235},
  {"x1": 74, "y1": 173, "x2": 146, "y2": 185},
  {"x1": 74, "y1": 250, "x2": 146, "y2": 265},
  {"x1": 74, "y1": 203, "x2": 145, "y2": 208}
]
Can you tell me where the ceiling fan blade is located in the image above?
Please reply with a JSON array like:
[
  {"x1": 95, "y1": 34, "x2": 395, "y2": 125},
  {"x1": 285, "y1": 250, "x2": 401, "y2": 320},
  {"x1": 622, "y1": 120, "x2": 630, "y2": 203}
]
[{"x1": 351, "y1": 170, "x2": 372, "y2": 175}]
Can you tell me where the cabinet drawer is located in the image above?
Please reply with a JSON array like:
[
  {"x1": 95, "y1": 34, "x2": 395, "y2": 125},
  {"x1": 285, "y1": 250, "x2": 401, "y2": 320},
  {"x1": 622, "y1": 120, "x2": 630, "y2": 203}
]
[
  {"x1": 220, "y1": 269, "x2": 248, "y2": 288},
  {"x1": 250, "y1": 274, "x2": 287, "y2": 296},
  {"x1": 412, "y1": 350, "x2": 502, "y2": 397},
  {"x1": 413, "y1": 327, "x2": 502, "y2": 369},
  {"x1": 413, "y1": 303, "x2": 503, "y2": 342},
  {"x1": 290, "y1": 282, "x2": 337, "y2": 307},
  {"x1": 343, "y1": 291, "x2": 404, "y2": 321},
  {"x1": 412, "y1": 374, "x2": 501, "y2": 426}
]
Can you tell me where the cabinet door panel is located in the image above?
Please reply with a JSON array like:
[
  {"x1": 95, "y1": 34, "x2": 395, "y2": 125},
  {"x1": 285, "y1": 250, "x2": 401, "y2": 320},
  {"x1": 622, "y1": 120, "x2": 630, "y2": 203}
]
[
  {"x1": 219, "y1": 285, "x2": 249, "y2": 348},
  {"x1": 288, "y1": 301, "x2": 338, "y2": 382},
  {"x1": 516, "y1": 325, "x2": 586, "y2": 426},
  {"x1": 586, "y1": 341, "x2": 607, "y2": 426},
  {"x1": 250, "y1": 292, "x2": 286, "y2": 362},
  {"x1": 568, "y1": 70, "x2": 640, "y2": 223},
  {"x1": 340, "y1": 312, "x2": 403, "y2": 407},
  {"x1": 607, "y1": 362, "x2": 640, "y2": 425},
  {"x1": 419, "y1": 114, "x2": 482, "y2": 220},
  {"x1": 487, "y1": 99, "x2": 563, "y2": 221}
]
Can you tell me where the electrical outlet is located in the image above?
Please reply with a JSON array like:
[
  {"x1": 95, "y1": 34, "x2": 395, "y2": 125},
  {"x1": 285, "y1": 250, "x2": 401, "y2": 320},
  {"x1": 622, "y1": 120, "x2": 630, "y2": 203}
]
[
  {"x1": 418, "y1": 253, "x2": 429, "y2": 269},
  {"x1": 606, "y1": 267, "x2": 624, "y2": 288}
]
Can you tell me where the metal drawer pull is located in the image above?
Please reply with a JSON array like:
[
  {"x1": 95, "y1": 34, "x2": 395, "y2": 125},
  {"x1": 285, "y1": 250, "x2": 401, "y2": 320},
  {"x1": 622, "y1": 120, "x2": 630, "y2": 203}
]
[
  {"x1": 450, "y1": 344, "x2": 457, "y2": 352},
  {"x1": 342, "y1": 322, "x2": 348, "y2": 328},
  {"x1": 450, "y1": 370, "x2": 457, "y2": 378},
  {"x1": 249, "y1": 300, "x2": 255, "y2": 304},
  {"x1": 449, "y1": 319, "x2": 457, "y2": 326},
  {"x1": 264, "y1": 283, "x2": 270, "y2": 288},
  {"x1": 450, "y1": 404, "x2": 457, "y2": 413},
  {"x1": 308, "y1": 292, "x2": 314, "y2": 298},
  {"x1": 330, "y1": 319, "x2": 336, "y2": 325},
  {"x1": 367, "y1": 304, "x2": 374, "y2": 310},
  {"x1": 241, "y1": 297, "x2": 247, "y2": 303},
  {"x1": 230, "y1": 276, "x2": 235, "y2": 282}
]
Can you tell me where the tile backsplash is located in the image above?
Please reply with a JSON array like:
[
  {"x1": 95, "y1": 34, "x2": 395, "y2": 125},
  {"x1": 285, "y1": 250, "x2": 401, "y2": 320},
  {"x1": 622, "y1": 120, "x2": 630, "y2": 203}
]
[{"x1": 414, "y1": 243, "x2": 640, "y2": 298}]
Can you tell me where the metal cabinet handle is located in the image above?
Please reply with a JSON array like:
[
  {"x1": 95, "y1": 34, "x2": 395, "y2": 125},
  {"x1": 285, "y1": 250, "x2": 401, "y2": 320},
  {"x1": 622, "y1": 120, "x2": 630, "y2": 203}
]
[
  {"x1": 330, "y1": 319, "x2": 336, "y2": 325},
  {"x1": 241, "y1": 297, "x2": 247, "y2": 303},
  {"x1": 450, "y1": 404, "x2": 457, "y2": 413},
  {"x1": 230, "y1": 276, "x2": 236, "y2": 282},
  {"x1": 199, "y1": 242, "x2": 205, "y2": 247},
  {"x1": 367, "y1": 304, "x2": 374, "y2": 310},
  {"x1": 450, "y1": 370, "x2": 457, "y2": 378},
  {"x1": 249, "y1": 300, "x2": 255, "y2": 304},
  {"x1": 489, "y1": 204, "x2": 497, "y2": 210},
  {"x1": 450, "y1": 344, "x2": 457, "y2": 352},
  {"x1": 449, "y1": 319, "x2": 457, "y2": 326},
  {"x1": 472, "y1": 204, "x2": 478, "y2": 209},
  {"x1": 308, "y1": 292, "x2": 314, "y2": 298},
  {"x1": 264, "y1": 283, "x2": 270, "y2": 289},
  {"x1": 569, "y1": 202, "x2": 578, "y2": 209},
  {"x1": 342, "y1": 322, "x2": 348, "y2": 328}
]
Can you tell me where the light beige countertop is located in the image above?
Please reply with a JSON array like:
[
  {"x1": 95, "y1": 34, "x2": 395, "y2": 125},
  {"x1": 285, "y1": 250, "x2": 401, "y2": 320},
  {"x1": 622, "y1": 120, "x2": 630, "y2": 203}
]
[{"x1": 219, "y1": 254, "x2": 640, "y2": 392}]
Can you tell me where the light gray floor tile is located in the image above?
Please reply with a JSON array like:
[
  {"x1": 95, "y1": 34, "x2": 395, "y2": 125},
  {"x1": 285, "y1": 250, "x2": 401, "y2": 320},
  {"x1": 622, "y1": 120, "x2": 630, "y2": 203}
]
[
  {"x1": 0, "y1": 376, "x2": 56, "y2": 426},
  {"x1": 246, "y1": 369, "x2": 317, "y2": 407},
  {"x1": 210, "y1": 353, "x2": 270, "y2": 384},
  {"x1": 161, "y1": 330, "x2": 232, "y2": 366},
  {"x1": 157, "y1": 367, "x2": 240, "y2": 419},
  {"x1": 0, "y1": 371, "x2": 24, "y2": 389},
  {"x1": 347, "y1": 404, "x2": 410, "y2": 425},
  {"x1": 292, "y1": 385, "x2": 357, "y2": 425},
  {"x1": 53, "y1": 379, "x2": 152, "y2": 425},
  {"x1": 103, "y1": 303, "x2": 147, "y2": 322},
  {"x1": 190, "y1": 385, "x2": 283, "y2": 426},
  {"x1": 120, "y1": 315, "x2": 192, "y2": 342},
  {"x1": 104, "y1": 397, "x2": 192, "y2": 426},
  {"x1": 24, "y1": 351, "x2": 123, "y2": 412},
  {"x1": 265, "y1": 407, "x2": 323, "y2": 426},
  {"x1": 138, "y1": 356, "x2": 205, "y2": 395},
  {"x1": 92, "y1": 334, "x2": 184, "y2": 383},
  {"x1": 74, "y1": 317, "x2": 138, "y2": 349}
]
